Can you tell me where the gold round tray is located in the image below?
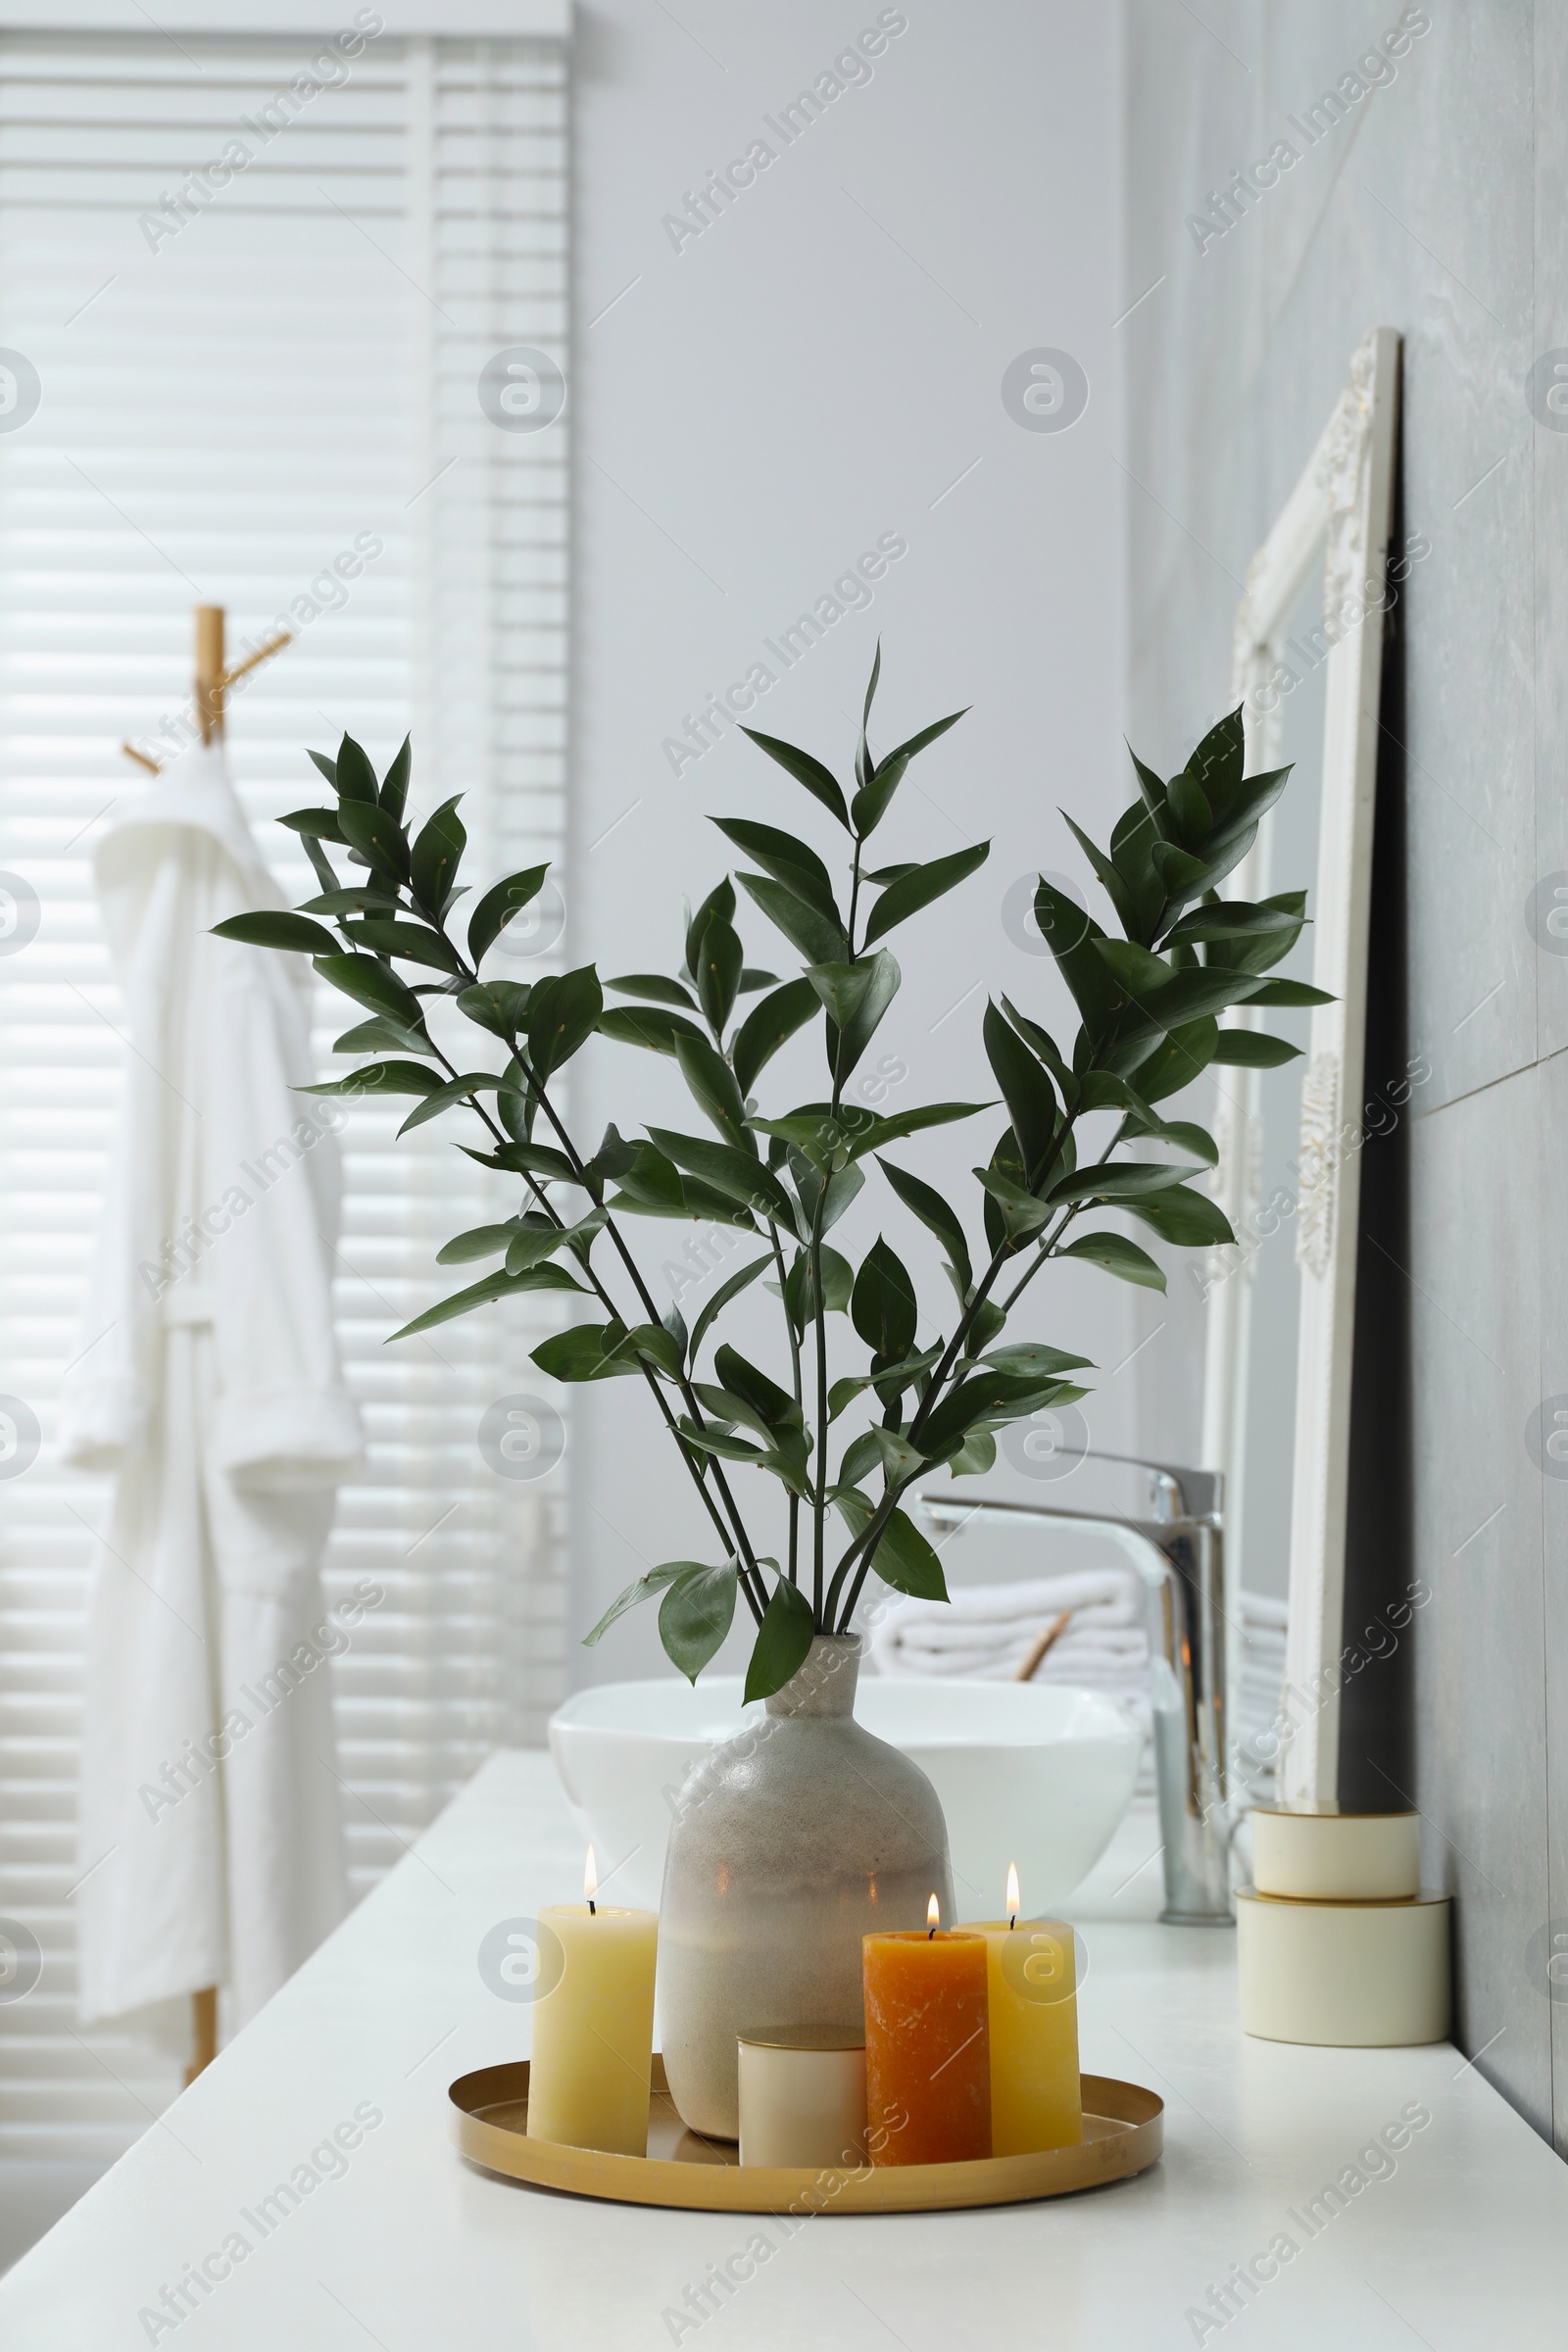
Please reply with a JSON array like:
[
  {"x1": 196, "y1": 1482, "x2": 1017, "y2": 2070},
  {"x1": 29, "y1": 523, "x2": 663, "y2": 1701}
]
[{"x1": 450, "y1": 2056, "x2": 1162, "y2": 2214}]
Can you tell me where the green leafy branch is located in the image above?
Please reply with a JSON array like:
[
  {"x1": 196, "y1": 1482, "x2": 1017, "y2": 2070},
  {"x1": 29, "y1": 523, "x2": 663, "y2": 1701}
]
[{"x1": 215, "y1": 659, "x2": 1323, "y2": 1702}]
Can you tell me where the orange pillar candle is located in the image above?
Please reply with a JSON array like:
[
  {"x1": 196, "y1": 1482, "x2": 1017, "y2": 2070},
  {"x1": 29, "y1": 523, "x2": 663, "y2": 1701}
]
[{"x1": 862, "y1": 1905, "x2": 990, "y2": 2166}]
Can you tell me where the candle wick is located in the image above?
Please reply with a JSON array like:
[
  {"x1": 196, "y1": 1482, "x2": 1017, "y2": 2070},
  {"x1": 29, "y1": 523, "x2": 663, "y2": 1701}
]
[
  {"x1": 588, "y1": 1899, "x2": 596, "y2": 1917},
  {"x1": 927, "y1": 1924, "x2": 936, "y2": 1939},
  {"x1": 1008, "y1": 1915, "x2": 1015, "y2": 1931}
]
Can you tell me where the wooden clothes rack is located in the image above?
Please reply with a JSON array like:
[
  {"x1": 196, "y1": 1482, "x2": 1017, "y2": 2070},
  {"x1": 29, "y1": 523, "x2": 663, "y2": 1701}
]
[
  {"x1": 122, "y1": 603, "x2": 290, "y2": 774},
  {"x1": 120, "y1": 608, "x2": 290, "y2": 2083}
]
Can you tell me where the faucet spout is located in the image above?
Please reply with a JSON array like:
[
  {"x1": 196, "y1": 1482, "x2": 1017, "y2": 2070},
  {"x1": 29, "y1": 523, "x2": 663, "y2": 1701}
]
[{"x1": 917, "y1": 1457, "x2": 1236, "y2": 1927}]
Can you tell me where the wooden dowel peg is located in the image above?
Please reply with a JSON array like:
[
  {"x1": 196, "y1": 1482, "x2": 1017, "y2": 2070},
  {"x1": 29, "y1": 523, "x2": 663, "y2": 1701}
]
[
  {"x1": 120, "y1": 741, "x2": 163, "y2": 775},
  {"x1": 194, "y1": 605, "x2": 225, "y2": 744},
  {"x1": 220, "y1": 628, "x2": 291, "y2": 690},
  {"x1": 185, "y1": 1984, "x2": 218, "y2": 2084},
  {"x1": 1013, "y1": 1609, "x2": 1073, "y2": 1684}
]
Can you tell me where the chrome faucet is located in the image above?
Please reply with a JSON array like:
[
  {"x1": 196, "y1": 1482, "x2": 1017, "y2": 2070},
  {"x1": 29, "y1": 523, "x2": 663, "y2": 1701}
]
[{"x1": 917, "y1": 1454, "x2": 1236, "y2": 1926}]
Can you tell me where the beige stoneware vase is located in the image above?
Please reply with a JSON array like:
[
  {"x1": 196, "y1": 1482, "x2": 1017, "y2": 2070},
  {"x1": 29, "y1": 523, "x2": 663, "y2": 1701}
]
[{"x1": 658, "y1": 1633, "x2": 955, "y2": 2140}]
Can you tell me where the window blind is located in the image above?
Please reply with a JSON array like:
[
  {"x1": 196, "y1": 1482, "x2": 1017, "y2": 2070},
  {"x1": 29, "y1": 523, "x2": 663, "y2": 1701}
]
[{"x1": 0, "y1": 27, "x2": 568, "y2": 2163}]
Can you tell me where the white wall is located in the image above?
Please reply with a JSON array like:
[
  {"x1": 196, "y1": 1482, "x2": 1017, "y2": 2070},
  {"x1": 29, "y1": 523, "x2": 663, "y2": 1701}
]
[{"x1": 564, "y1": 0, "x2": 1132, "y2": 1681}]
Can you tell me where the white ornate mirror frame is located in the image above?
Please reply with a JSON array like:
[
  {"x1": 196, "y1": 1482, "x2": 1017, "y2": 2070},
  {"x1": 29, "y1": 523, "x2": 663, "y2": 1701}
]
[{"x1": 1201, "y1": 326, "x2": 1400, "y2": 1804}]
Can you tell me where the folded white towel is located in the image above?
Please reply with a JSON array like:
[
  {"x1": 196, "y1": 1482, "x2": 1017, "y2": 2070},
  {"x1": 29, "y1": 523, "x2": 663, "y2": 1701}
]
[{"x1": 870, "y1": 1568, "x2": 1152, "y2": 1705}]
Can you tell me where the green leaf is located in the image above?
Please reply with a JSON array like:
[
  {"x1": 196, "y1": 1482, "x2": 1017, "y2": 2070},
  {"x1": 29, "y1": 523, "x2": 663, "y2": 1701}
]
[
  {"x1": 332, "y1": 1014, "x2": 436, "y2": 1058},
  {"x1": 733, "y1": 976, "x2": 820, "y2": 1097},
  {"x1": 862, "y1": 841, "x2": 989, "y2": 945},
  {"x1": 301, "y1": 887, "x2": 397, "y2": 916},
  {"x1": 333, "y1": 734, "x2": 378, "y2": 805},
  {"x1": 390, "y1": 1262, "x2": 585, "y2": 1341},
  {"x1": 869, "y1": 1426, "x2": 926, "y2": 1484},
  {"x1": 857, "y1": 707, "x2": 968, "y2": 834},
  {"x1": 396, "y1": 1072, "x2": 507, "y2": 1135},
  {"x1": 738, "y1": 870, "x2": 849, "y2": 965},
  {"x1": 527, "y1": 966, "x2": 604, "y2": 1082},
  {"x1": 678, "y1": 1423, "x2": 766, "y2": 1465},
  {"x1": 337, "y1": 798, "x2": 411, "y2": 884},
  {"x1": 660, "y1": 1564, "x2": 740, "y2": 1683},
  {"x1": 647, "y1": 1126, "x2": 793, "y2": 1223},
  {"x1": 1164, "y1": 766, "x2": 1212, "y2": 845},
  {"x1": 876, "y1": 1156, "x2": 972, "y2": 1297},
  {"x1": 710, "y1": 819, "x2": 842, "y2": 923},
  {"x1": 1125, "y1": 1185, "x2": 1235, "y2": 1247},
  {"x1": 213, "y1": 910, "x2": 339, "y2": 956},
  {"x1": 786, "y1": 1150, "x2": 862, "y2": 1235},
  {"x1": 983, "y1": 1001, "x2": 1057, "y2": 1182},
  {"x1": 467, "y1": 864, "x2": 550, "y2": 965},
  {"x1": 974, "y1": 1165, "x2": 1054, "y2": 1239},
  {"x1": 608, "y1": 972, "x2": 699, "y2": 1011},
  {"x1": 308, "y1": 747, "x2": 339, "y2": 793},
  {"x1": 1243, "y1": 979, "x2": 1334, "y2": 1008},
  {"x1": 856, "y1": 639, "x2": 881, "y2": 792},
  {"x1": 1046, "y1": 1159, "x2": 1192, "y2": 1205},
  {"x1": 673, "y1": 1033, "x2": 752, "y2": 1150},
  {"x1": 457, "y1": 979, "x2": 532, "y2": 1042},
  {"x1": 1161, "y1": 901, "x2": 1300, "y2": 948},
  {"x1": 983, "y1": 1342, "x2": 1095, "y2": 1378},
  {"x1": 712, "y1": 1342, "x2": 802, "y2": 1435},
  {"x1": 378, "y1": 734, "x2": 412, "y2": 821},
  {"x1": 1118, "y1": 1108, "x2": 1218, "y2": 1168},
  {"x1": 739, "y1": 966, "x2": 779, "y2": 993},
  {"x1": 850, "y1": 751, "x2": 908, "y2": 839},
  {"x1": 582, "y1": 1564, "x2": 690, "y2": 1647},
  {"x1": 694, "y1": 913, "x2": 744, "y2": 1037},
  {"x1": 738, "y1": 726, "x2": 851, "y2": 830},
  {"x1": 1035, "y1": 878, "x2": 1120, "y2": 1036},
  {"x1": 436, "y1": 1220, "x2": 519, "y2": 1265},
  {"x1": 314, "y1": 953, "x2": 424, "y2": 1030},
  {"x1": 851, "y1": 1236, "x2": 918, "y2": 1361},
  {"x1": 743, "y1": 1576, "x2": 816, "y2": 1702},
  {"x1": 598, "y1": 1004, "x2": 709, "y2": 1056},
  {"x1": 532, "y1": 1320, "x2": 631, "y2": 1382},
  {"x1": 838, "y1": 1431, "x2": 883, "y2": 1488},
  {"x1": 838, "y1": 1099, "x2": 991, "y2": 1164},
  {"x1": 1120, "y1": 1016, "x2": 1219, "y2": 1102},
  {"x1": 865, "y1": 1506, "x2": 949, "y2": 1601},
  {"x1": 300, "y1": 1058, "x2": 441, "y2": 1100},
  {"x1": 688, "y1": 1252, "x2": 772, "y2": 1364},
  {"x1": 601, "y1": 1320, "x2": 685, "y2": 1380},
  {"x1": 1057, "y1": 1231, "x2": 1167, "y2": 1291},
  {"x1": 411, "y1": 796, "x2": 466, "y2": 918},
  {"x1": 345, "y1": 916, "x2": 464, "y2": 974},
  {"x1": 280, "y1": 807, "x2": 350, "y2": 847},
  {"x1": 808, "y1": 952, "x2": 900, "y2": 1088},
  {"x1": 1209, "y1": 1029, "x2": 1302, "y2": 1068}
]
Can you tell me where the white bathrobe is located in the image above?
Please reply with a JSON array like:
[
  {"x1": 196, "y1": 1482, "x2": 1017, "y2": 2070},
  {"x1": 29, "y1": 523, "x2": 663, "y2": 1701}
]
[{"x1": 60, "y1": 739, "x2": 366, "y2": 2048}]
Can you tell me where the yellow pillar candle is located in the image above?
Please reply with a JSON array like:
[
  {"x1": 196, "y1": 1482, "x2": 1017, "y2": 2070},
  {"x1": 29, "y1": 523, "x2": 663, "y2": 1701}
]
[
  {"x1": 958, "y1": 1868, "x2": 1082, "y2": 2154},
  {"x1": 526, "y1": 1850, "x2": 658, "y2": 2157}
]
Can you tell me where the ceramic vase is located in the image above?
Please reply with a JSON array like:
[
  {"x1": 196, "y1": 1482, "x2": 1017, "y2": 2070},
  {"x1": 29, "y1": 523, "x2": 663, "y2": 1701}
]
[{"x1": 658, "y1": 1632, "x2": 954, "y2": 2140}]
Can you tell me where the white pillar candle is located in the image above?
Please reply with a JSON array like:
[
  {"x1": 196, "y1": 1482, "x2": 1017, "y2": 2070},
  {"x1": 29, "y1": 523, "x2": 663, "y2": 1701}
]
[{"x1": 737, "y1": 2027, "x2": 867, "y2": 2168}]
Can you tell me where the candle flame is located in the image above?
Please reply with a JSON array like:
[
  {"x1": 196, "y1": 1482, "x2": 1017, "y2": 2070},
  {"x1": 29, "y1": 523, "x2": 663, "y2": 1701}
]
[
  {"x1": 1006, "y1": 1861, "x2": 1020, "y2": 1918},
  {"x1": 927, "y1": 1892, "x2": 941, "y2": 1930},
  {"x1": 584, "y1": 1845, "x2": 598, "y2": 1905}
]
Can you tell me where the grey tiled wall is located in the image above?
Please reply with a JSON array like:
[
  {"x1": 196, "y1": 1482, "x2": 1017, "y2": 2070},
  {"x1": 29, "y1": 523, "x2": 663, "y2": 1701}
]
[{"x1": 1125, "y1": 0, "x2": 1566, "y2": 2147}]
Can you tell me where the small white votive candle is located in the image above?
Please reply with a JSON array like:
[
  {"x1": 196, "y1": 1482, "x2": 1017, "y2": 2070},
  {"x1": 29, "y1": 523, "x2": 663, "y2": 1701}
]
[{"x1": 737, "y1": 2027, "x2": 868, "y2": 2169}]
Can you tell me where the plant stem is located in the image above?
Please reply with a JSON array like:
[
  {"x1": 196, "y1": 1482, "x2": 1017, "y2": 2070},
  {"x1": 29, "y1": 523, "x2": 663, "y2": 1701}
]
[{"x1": 769, "y1": 1225, "x2": 803, "y2": 1588}]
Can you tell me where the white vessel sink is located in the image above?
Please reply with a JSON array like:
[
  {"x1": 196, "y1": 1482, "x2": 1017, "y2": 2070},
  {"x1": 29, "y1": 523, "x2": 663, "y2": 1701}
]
[{"x1": 547, "y1": 1674, "x2": 1142, "y2": 1918}]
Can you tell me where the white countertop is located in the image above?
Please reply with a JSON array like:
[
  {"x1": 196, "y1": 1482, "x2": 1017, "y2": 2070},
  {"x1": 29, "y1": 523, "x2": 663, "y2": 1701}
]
[{"x1": 5, "y1": 1750, "x2": 1565, "y2": 2350}]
